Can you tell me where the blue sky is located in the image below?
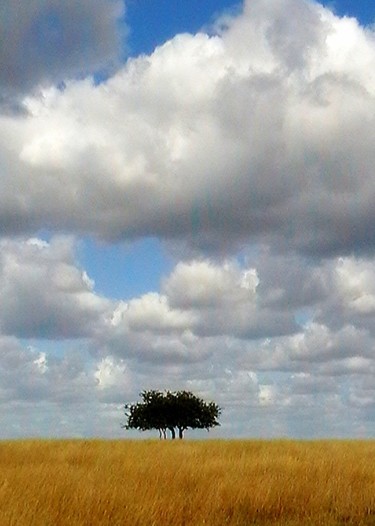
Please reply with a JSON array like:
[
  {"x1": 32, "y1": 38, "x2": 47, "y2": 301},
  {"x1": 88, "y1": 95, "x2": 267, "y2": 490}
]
[
  {"x1": 0, "y1": 0, "x2": 375, "y2": 440},
  {"x1": 78, "y1": 237, "x2": 174, "y2": 299},
  {"x1": 321, "y1": 0, "x2": 374, "y2": 24},
  {"x1": 126, "y1": 0, "x2": 242, "y2": 55}
]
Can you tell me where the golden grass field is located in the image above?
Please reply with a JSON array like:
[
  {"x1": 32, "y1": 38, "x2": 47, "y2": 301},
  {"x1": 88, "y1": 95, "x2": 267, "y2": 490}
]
[{"x1": 0, "y1": 439, "x2": 374, "y2": 526}]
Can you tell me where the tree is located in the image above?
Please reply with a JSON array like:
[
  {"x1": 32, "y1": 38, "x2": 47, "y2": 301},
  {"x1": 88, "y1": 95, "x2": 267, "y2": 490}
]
[
  {"x1": 123, "y1": 390, "x2": 169, "y2": 439},
  {"x1": 123, "y1": 390, "x2": 221, "y2": 439}
]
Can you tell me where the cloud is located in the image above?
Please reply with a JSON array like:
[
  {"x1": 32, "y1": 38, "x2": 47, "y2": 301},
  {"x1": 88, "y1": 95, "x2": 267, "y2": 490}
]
[
  {"x1": 123, "y1": 293, "x2": 195, "y2": 333},
  {"x1": 0, "y1": 0, "x2": 125, "y2": 105},
  {"x1": 4, "y1": 236, "x2": 375, "y2": 387},
  {"x1": 162, "y1": 259, "x2": 298, "y2": 338},
  {"x1": 335, "y1": 258, "x2": 375, "y2": 314},
  {"x1": 0, "y1": 0, "x2": 373, "y2": 257},
  {"x1": 310, "y1": 256, "x2": 375, "y2": 335},
  {"x1": 92, "y1": 258, "x2": 299, "y2": 366},
  {"x1": 0, "y1": 237, "x2": 112, "y2": 338},
  {"x1": 163, "y1": 260, "x2": 259, "y2": 309},
  {"x1": 0, "y1": 338, "x2": 132, "y2": 437},
  {"x1": 0, "y1": 336, "x2": 90, "y2": 403},
  {"x1": 287, "y1": 323, "x2": 375, "y2": 366}
]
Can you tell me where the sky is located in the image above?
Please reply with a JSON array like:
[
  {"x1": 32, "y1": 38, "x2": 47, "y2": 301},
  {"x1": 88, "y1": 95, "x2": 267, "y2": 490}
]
[{"x1": 0, "y1": 0, "x2": 375, "y2": 440}]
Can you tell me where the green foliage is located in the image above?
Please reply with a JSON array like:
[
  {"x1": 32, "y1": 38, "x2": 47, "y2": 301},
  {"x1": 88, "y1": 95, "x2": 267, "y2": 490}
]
[{"x1": 123, "y1": 390, "x2": 221, "y2": 439}]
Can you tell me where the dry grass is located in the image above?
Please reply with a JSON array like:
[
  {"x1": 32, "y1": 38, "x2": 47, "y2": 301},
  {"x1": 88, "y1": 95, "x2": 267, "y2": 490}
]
[{"x1": 0, "y1": 439, "x2": 374, "y2": 525}]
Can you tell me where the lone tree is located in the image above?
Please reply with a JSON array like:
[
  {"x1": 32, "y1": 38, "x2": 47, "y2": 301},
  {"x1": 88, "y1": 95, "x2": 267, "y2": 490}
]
[{"x1": 123, "y1": 390, "x2": 221, "y2": 439}]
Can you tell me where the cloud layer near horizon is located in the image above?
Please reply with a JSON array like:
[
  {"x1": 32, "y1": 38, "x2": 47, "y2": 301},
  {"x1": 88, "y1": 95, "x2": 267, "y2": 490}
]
[
  {"x1": 1, "y1": 0, "x2": 375, "y2": 438},
  {"x1": 0, "y1": 236, "x2": 375, "y2": 438}
]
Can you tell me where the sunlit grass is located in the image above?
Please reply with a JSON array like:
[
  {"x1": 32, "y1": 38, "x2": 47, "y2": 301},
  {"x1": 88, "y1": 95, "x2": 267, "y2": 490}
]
[{"x1": 0, "y1": 439, "x2": 374, "y2": 525}]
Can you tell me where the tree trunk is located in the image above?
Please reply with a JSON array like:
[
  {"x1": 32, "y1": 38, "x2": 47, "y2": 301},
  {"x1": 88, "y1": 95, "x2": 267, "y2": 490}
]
[
  {"x1": 169, "y1": 427, "x2": 176, "y2": 440},
  {"x1": 178, "y1": 427, "x2": 184, "y2": 439},
  {"x1": 159, "y1": 428, "x2": 167, "y2": 439}
]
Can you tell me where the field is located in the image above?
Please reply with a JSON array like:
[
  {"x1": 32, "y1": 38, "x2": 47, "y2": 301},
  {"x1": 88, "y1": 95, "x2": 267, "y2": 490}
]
[{"x1": 0, "y1": 439, "x2": 374, "y2": 526}]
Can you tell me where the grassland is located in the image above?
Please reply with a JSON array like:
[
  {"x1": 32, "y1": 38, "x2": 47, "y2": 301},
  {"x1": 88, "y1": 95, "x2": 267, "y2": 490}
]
[{"x1": 0, "y1": 439, "x2": 374, "y2": 525}]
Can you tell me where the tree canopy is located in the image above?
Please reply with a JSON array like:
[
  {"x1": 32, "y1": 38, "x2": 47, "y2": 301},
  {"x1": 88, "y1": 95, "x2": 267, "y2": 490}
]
[{"x1": 123, "y1": 390, "x2": 221, "y2": 439}]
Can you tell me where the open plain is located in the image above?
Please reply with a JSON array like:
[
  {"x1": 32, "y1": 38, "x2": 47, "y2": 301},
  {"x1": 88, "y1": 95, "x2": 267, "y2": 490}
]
[{"x1": 0, "y1": 439, "x2": 374, "y2": 526}]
